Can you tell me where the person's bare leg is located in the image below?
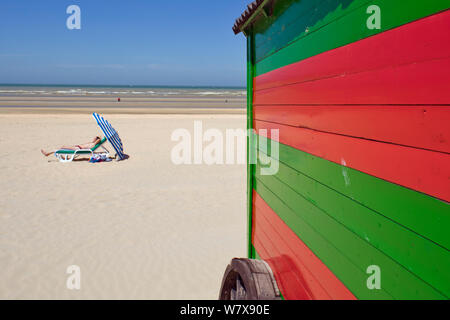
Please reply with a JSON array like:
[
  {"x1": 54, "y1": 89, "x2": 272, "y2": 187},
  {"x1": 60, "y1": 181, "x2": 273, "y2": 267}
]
[
  {"x1": 41, "y1": 145, "x2": 78, "y2": 157},
  {"x1": 41, "y1": 149, "x2": 55, "y2": 157}
]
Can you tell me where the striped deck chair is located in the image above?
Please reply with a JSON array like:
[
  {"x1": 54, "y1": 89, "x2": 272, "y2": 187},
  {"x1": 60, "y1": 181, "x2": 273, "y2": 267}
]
[{"x1": 55, "y1": 137, "x2": 109, "y2": 163}]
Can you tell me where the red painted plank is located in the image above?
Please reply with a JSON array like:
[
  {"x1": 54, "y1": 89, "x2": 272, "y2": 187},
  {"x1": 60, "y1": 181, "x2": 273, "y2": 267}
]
[
  {"x1": 254, "y1": 120, "x2": 450, "y2": 202},
  {"x1": 253, "y1": 209, "x2": 327, "y2": 300},
  {"x1": 255, "y1": 9, "x2": 450, "y2": 92},
  {"x1": 253, "y1": 105, "x2": 450, "y2": 154},
  {"x1": 252, "y1": 190, "x2": 356, "y2": 300},
  {"x1": 254, "y1": 57, "x2": 450, "y2": 105}
]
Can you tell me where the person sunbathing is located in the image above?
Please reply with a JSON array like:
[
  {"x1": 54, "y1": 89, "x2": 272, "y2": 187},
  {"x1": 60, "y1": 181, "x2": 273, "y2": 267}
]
[{"x1": 41, "y1": 136, "x2": 102, "y2": 157}]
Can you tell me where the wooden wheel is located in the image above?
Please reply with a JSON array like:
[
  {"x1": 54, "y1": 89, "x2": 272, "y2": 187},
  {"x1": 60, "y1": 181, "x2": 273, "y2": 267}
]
[{"x1": 219, "y1": 258, "x2": 281, "y2": 300}]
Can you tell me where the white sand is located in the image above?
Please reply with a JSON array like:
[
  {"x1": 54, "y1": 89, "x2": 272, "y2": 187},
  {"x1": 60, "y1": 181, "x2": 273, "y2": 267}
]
[{"x1": 0, "y1": 113, "x2": 247, "y2": 299}]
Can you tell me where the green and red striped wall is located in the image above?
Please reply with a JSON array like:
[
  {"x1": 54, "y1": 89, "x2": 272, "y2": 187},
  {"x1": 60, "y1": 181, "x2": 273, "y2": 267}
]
[{"x1": 239, "y1": 0, "x2": 450, "y2": 300}]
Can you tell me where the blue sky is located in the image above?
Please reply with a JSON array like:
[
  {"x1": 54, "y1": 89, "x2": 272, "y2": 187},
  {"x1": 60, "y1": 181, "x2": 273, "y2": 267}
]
[{"x1": 0, "y1": 0, "x2": 248, "y2": 86}]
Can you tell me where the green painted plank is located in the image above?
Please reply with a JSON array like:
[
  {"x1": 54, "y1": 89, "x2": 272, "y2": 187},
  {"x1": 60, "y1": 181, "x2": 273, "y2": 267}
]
[
  {"x1": 256, "y1": 158, "x2": 450, "y2": 296},
  {"x1": 257, "y1": 135, "x2": 450, "y2": 250},
  {"x1": 254, "y1": 0, "x2": 372, "y2": 60},
  {"x1": 254, "y1": 0, "x2": 450, "y2": 75},
  {"x1": 254, "y1": 176, "x2": 446, "y2": 299},
  {"x1": 254, "y1": 0, "x2": 318, "y2": 47}
]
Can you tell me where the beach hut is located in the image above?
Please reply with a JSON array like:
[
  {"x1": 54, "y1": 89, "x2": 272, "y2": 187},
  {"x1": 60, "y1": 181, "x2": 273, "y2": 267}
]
[{"x1": 219, "y1": 0, "x2": 450, "y2": 300}]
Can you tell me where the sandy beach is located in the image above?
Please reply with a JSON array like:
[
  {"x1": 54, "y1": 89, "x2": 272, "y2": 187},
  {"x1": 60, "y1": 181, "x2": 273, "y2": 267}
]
[{"x1": 0, "y1": 93, "x2": 247, "y2": 299}]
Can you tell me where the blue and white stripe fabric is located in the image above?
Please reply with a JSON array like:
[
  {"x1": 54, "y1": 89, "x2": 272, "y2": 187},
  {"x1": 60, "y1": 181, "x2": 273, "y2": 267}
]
[{"x1": 93, "y1": 112, "x2": 125, "y2": 160}]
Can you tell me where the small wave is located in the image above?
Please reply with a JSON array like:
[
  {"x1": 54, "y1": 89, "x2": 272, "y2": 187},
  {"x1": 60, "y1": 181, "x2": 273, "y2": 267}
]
[
  {"x1": 191, "y1": 90, "x2": 246, "y2": 96},
  {"x1": 0, "y1": 90, "x2": 29, "y2": 93},
  {"x1": 194, "y1": 91, "x2": 224, "y2": 95},
  {"x1": 55, "y1": 89, "x2": 86, "y2": 94},
  {"x1": 159, "y1": 92, "x2": 181, "y2": 95}
]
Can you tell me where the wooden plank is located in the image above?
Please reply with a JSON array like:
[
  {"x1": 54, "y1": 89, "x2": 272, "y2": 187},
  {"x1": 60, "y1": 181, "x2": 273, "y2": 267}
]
[
  {"x1": 253, "y1": 192, "x2": 357, "y2": 299},
  {"x1": 255, "y1": 159, "x2": 450, "y2": 296},
  {"x1": 255, "y1": 2, "x2": 450, "y2": 75},
  {"x1": 254, "y1": 0, "x2": 369, "y2": 54},
  {"x1": 254, "y1": 57, "x2": 450, "y2": 105},
  {"x1": 254, "y1": 179, "x2": 446, "y2": 299},
  {"x1": 253, "y1": 105, "x2": 450, "y2": 154},
  {"x1": 255, "y1": 9, "x2": 450, "y2": 91},
  {"x1": 255, "y1": 120, "x2": 450, "y2": 202},
  {"x1": 256, "y1": 136, "x2": 450, "y2": 250}
]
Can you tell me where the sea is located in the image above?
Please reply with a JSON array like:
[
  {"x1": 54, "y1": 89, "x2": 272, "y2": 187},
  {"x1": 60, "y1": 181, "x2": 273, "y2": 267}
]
[{"x1": 0, "y1": 84, "x2": 246, "y2": 98}]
